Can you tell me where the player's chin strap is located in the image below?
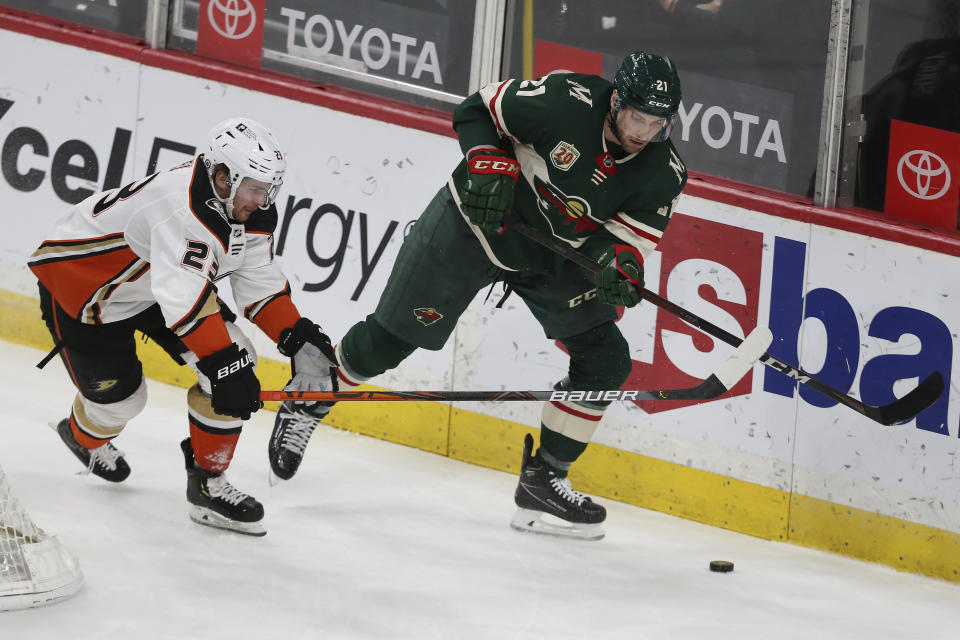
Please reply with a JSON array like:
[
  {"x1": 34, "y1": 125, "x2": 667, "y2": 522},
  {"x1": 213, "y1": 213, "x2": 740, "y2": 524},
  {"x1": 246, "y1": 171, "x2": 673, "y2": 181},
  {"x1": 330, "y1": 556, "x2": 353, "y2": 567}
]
[
  {"x1": 606, "y1": 98, "x2": 627, "y2": 148},
  {"x1": 500, "y1": 215, "x2": 945, "y2": 426}
]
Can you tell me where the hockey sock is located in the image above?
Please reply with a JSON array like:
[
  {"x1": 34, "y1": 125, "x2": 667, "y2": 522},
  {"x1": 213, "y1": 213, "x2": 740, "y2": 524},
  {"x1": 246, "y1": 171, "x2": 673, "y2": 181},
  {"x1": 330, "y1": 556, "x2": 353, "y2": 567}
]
[
  {"x1": 187, "y1": 384, "x2": 241, "y2": 473},
  {"x1": 68, "y1": 410, "x2": 113, "y2": 450},
  {"x1": 537, "y1": 426, "x2": 588, "y2": 478},
  {"x1": 70, "y1": 395, "x2": 128, "y2": 449}
]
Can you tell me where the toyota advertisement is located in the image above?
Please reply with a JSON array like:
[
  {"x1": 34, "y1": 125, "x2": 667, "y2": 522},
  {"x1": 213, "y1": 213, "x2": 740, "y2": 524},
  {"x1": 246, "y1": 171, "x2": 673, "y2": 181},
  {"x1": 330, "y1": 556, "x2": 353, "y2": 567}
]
[
  {"x1": 197, "y1": 0, "x2": 266, "y2": 68},
  {"x1": 185, "y1": 0, "x2": 476, "y2": 100},
  {"x1": 885, "y1": 119, "x2": 960, "y2": 228},
  {"x1": 0, "y1": 26, "x2": 958, "y2": 577}
]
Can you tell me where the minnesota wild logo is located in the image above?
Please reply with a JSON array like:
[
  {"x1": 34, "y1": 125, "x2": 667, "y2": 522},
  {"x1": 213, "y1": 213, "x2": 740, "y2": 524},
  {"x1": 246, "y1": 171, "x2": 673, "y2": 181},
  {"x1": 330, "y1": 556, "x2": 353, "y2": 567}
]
[
  {"x1": 414, "y1": 307, "x2": 443, "y2": 326},
  {"x1": 533, "y1": 176, "x2": 598, "y2": 235}
]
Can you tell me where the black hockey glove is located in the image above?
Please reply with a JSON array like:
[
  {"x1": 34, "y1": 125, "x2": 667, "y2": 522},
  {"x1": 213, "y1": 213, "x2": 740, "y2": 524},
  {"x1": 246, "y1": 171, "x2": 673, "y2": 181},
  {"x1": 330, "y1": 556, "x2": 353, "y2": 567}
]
[
  {"x1": 594, "y1": 244, "x2": 644, "y2": 308},
  {"x1": 195, "y1": 344, "x2": 262, "y2": 420},
  {"x1": 461, "y1": 147, "x2": 521, "y2": 235},
  {"x1": 277, "y1": 318, "x2": 339, "y2": 417}
]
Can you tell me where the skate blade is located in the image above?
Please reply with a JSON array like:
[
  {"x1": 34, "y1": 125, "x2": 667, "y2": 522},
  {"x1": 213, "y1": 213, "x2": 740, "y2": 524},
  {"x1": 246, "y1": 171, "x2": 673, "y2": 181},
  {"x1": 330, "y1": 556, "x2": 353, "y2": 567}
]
[
  {"x1": 268, "y1": 469, "x2": 284, "y2": 487},
  {"x1": 188, "y1": 506, "x2": 266, "y2": 537},
  {"x1": 510, "y1": 508, "x2": 605, "y2": 541}
]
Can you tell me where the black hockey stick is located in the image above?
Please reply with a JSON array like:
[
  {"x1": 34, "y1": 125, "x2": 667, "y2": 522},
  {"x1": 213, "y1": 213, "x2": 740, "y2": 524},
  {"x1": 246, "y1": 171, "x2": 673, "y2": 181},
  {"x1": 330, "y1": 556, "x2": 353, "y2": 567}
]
[
  {"x1": 503, "y1": 216, "x2": 944, "y2": 426},
  {"x1": 261, "y1": 325, "x2": 771, "y2": 404}
]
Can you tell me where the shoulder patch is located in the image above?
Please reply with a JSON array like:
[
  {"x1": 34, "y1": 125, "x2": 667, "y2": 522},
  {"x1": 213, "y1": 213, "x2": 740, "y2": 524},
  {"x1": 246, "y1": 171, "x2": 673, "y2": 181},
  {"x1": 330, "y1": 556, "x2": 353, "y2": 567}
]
[
  {"x1": 205, "y1": 198, "x2": 226, "y2": 216},
  {"x1": 188, "y1": 161, "x2": 231, "y2": 251},
  {"x1": 668, "y1": 148, "x2": 686, "y2": 184},
  {"x1": 565, "y1": 78, "x2": 592, "y2": 106}
]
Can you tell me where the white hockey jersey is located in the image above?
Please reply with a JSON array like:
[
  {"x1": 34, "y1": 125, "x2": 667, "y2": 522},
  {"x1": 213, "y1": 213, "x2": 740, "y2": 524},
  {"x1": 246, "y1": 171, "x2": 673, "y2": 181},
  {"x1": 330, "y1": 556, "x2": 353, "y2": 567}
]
[{"x1": 29, "y1": 157, "x2": 291, "y2": 338}]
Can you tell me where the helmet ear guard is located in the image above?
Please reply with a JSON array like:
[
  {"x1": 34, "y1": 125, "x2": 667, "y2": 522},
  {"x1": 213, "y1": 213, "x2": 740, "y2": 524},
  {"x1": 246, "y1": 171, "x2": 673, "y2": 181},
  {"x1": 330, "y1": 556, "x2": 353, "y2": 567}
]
[{"x1": 204, "y1": 117, "x2": 286, "y2": 213}]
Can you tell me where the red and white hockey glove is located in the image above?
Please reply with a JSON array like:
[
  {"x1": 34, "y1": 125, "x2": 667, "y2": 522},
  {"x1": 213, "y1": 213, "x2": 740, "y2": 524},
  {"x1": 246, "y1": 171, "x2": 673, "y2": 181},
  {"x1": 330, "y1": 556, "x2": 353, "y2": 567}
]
[
  {"x1": 461, "y1": 147, "x2": 521, "y2": 235},
  {"x1": 595, "y1": 244, "x2": 644, "y2": 307}
]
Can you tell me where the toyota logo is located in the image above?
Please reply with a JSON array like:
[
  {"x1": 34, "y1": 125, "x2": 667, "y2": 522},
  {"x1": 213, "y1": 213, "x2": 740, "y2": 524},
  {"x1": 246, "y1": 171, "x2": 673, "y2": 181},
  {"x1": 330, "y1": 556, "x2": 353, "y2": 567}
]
[
  {"x1": 207, "y1": 0, "x2": 256, "y2": 40},
  {"x1": 896, "y1": 149, "x2": 951, "y2": 200}
]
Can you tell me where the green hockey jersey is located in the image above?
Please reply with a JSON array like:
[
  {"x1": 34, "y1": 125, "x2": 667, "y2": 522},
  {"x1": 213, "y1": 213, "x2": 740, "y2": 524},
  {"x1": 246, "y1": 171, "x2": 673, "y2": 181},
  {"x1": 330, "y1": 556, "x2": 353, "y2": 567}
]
[{"x1": 450, "y1": 72, "x2": 687, "y2": 275}]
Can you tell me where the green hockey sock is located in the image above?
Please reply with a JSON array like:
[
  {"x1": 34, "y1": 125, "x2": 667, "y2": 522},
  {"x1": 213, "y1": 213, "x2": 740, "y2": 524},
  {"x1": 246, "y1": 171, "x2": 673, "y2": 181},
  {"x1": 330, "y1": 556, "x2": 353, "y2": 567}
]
[{"x1": 537, "y1": 425, "x2": 588, "y2": 478}]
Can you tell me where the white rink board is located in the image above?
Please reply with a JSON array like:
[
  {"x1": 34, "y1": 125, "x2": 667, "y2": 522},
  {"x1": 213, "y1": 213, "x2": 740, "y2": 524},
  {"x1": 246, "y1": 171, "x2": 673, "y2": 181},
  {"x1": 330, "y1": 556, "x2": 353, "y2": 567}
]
[
  {"x1": 0, "y1": 32, "x2": 958, "y2": 535},
  {"x1": 793, "y1": 229, "x2": 960, "y2": 532},
  {"x1": 0, "y1": 30, "x2": 141, "y2": 297}
]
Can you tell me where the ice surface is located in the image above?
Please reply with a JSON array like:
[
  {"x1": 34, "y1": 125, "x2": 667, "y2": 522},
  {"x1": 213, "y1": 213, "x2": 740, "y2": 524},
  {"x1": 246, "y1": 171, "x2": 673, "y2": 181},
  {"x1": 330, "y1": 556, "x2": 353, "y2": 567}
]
[{"x1": 1, "y1": 339, "x2": 957, "y2": 639}]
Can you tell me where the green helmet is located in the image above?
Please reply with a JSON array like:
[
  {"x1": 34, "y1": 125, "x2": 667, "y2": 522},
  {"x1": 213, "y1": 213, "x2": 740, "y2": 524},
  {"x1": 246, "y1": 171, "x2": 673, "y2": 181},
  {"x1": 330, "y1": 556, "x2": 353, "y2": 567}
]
[{"x1": 614, "y1": 51, "x2": 682, "y2": 118}]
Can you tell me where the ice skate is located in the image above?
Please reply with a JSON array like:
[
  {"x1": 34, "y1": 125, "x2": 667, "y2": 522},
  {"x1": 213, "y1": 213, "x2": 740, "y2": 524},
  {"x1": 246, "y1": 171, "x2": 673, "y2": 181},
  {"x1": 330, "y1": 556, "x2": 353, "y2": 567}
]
[
  {"x1": 511, "y1": 433, "x2": 606, "y2": 541},
  {"x1": 268, "y1": 401, "x2": 323, "y2": 486},
  {"x1": 181, "y1": 438, "x2": 265, "y2": 536},
  {"x1": 52, "y1": 418, "x2": 130, "y2": 483}
]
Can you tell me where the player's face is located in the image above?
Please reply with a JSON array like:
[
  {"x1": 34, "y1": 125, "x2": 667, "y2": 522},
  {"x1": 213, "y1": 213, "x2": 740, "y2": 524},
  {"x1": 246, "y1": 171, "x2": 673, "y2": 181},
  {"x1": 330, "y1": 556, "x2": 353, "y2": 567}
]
[
  {"x1": 615, "y1": 105, "x2": 667, "y2": 153},
  {"x1": 231, "y1": 178, "x2": 273, "y2": 222}
]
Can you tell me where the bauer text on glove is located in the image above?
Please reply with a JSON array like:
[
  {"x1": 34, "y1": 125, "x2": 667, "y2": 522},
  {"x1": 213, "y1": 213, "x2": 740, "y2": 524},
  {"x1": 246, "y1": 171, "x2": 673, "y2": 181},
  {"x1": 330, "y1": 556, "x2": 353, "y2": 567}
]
[{"x1": 195, "y1": 344, "x2": 262, "y2": 420}]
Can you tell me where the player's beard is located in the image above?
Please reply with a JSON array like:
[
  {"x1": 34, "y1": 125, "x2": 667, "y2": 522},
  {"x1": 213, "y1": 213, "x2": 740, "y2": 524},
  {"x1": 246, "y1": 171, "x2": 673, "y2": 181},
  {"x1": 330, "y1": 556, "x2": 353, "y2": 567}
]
[
  {"x1": 606, "y1": 109, "x2": 638, "y2": 153},
  {"x1": 606, "y1": 110, "x2": 634, "y2": 156}
]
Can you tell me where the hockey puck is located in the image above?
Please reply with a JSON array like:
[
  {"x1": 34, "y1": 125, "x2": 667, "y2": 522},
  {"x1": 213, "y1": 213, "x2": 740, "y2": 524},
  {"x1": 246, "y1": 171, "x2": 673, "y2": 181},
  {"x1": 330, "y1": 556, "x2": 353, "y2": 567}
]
[{"x1": 709, "y1": 560, "x2": 734, "y2": 573}]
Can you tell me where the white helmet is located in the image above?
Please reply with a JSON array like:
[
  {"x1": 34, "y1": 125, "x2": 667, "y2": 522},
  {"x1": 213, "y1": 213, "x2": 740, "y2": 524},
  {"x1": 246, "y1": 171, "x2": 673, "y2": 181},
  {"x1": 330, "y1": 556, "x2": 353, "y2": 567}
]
[{"x1": 204, "y1": 117, "x2": 286, "y2": 212}]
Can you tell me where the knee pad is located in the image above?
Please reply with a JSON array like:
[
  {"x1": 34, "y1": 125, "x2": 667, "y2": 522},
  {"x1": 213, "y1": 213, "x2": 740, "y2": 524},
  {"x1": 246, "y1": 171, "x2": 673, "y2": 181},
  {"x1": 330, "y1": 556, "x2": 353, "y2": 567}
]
[
  {"x1": 76, "y1": 377, "x2": 147, "y2": 430},
  {"x1": 185, "y1": 321, "x2": 257, "y2": 396},
  {"x1": 561, "y1": 322, "x2": 631, "y2": 391},
  {"x1": 339, "y1": 315, "x2": 417, "y2": 379}
]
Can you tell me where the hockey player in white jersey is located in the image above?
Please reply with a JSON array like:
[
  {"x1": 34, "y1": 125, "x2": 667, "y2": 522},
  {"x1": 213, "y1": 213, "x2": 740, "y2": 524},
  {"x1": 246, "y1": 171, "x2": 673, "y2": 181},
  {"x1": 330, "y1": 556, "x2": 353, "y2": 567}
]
[{"x1": 28, "y1": 117, "x2": 337, "y2": 536}]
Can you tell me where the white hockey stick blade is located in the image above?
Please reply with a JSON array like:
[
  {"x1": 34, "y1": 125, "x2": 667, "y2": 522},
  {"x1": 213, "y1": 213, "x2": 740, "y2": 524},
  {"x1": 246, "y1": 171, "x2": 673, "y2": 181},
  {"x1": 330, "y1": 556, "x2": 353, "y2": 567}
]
[{"x1": 713, "y1": 326, "x2": 774, "y2": 391}]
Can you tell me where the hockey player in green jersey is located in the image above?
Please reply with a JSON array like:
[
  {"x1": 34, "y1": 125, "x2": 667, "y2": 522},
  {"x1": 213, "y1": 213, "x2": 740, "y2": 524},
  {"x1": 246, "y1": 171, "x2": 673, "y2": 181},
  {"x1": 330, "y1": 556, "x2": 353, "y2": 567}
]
[{"x1": 269, "y1": 51, "x2": 687, "y2": 540}]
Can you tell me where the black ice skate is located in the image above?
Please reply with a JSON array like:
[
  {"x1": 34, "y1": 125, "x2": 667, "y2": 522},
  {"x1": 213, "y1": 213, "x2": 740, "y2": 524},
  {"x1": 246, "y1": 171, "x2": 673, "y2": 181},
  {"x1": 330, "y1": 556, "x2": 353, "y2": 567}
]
[
  {"x1": 181, "y1": 438, "x2": 265, "y2": 536},
  {"x1": 268, "y1": 401, "x2": 323, "y2": 486},
  {"x1": 53, "y1": 418, "x2": 130, "y2": 482},
  {"x1": 511, "y1": 433, "x2": 606, "y2": 541}
]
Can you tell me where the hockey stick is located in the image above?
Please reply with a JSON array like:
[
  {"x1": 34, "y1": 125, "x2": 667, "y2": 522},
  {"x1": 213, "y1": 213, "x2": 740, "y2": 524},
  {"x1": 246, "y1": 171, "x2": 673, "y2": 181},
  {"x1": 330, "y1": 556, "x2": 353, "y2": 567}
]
[
  {"x1": 261, "y1": 325, "x2": 771, "y2": 404},
  {"x1": 502, "y1": 216, "x2": 944, "y2": 426}
]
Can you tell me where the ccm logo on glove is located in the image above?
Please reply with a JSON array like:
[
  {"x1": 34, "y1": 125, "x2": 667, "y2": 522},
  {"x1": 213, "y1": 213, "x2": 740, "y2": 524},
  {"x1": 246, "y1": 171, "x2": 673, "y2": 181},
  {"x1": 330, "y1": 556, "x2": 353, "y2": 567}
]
[{"x1": 469, "y1": 157, "x2": 521, "y2": 177}]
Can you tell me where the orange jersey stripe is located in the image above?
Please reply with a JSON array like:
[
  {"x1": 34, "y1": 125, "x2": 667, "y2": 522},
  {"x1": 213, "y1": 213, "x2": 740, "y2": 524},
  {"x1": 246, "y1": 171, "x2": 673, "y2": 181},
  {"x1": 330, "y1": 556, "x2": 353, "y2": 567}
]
[
  {"x1": 30, "y1": 245, "x2": 140, "y2": 320},
  {"x1": 247, "y1": 292, "x2": 299, "y2": 343}
]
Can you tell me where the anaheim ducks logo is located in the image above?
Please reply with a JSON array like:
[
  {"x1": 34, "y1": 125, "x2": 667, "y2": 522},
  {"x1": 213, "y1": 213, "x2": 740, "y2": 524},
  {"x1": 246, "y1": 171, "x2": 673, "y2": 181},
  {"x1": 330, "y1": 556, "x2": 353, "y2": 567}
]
[
  {"x1": 89, "y1": 379, "x2": 119, "y2": 393},
  {"x1": 533, "y1": 176, "x2": 598, "y2": 235},
  {"x1": 414, "y1": 307, "x2": 443, "y2": 326},
  {"x1": 206, "y1": 198, "x2": 227, "y2": 216}
]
